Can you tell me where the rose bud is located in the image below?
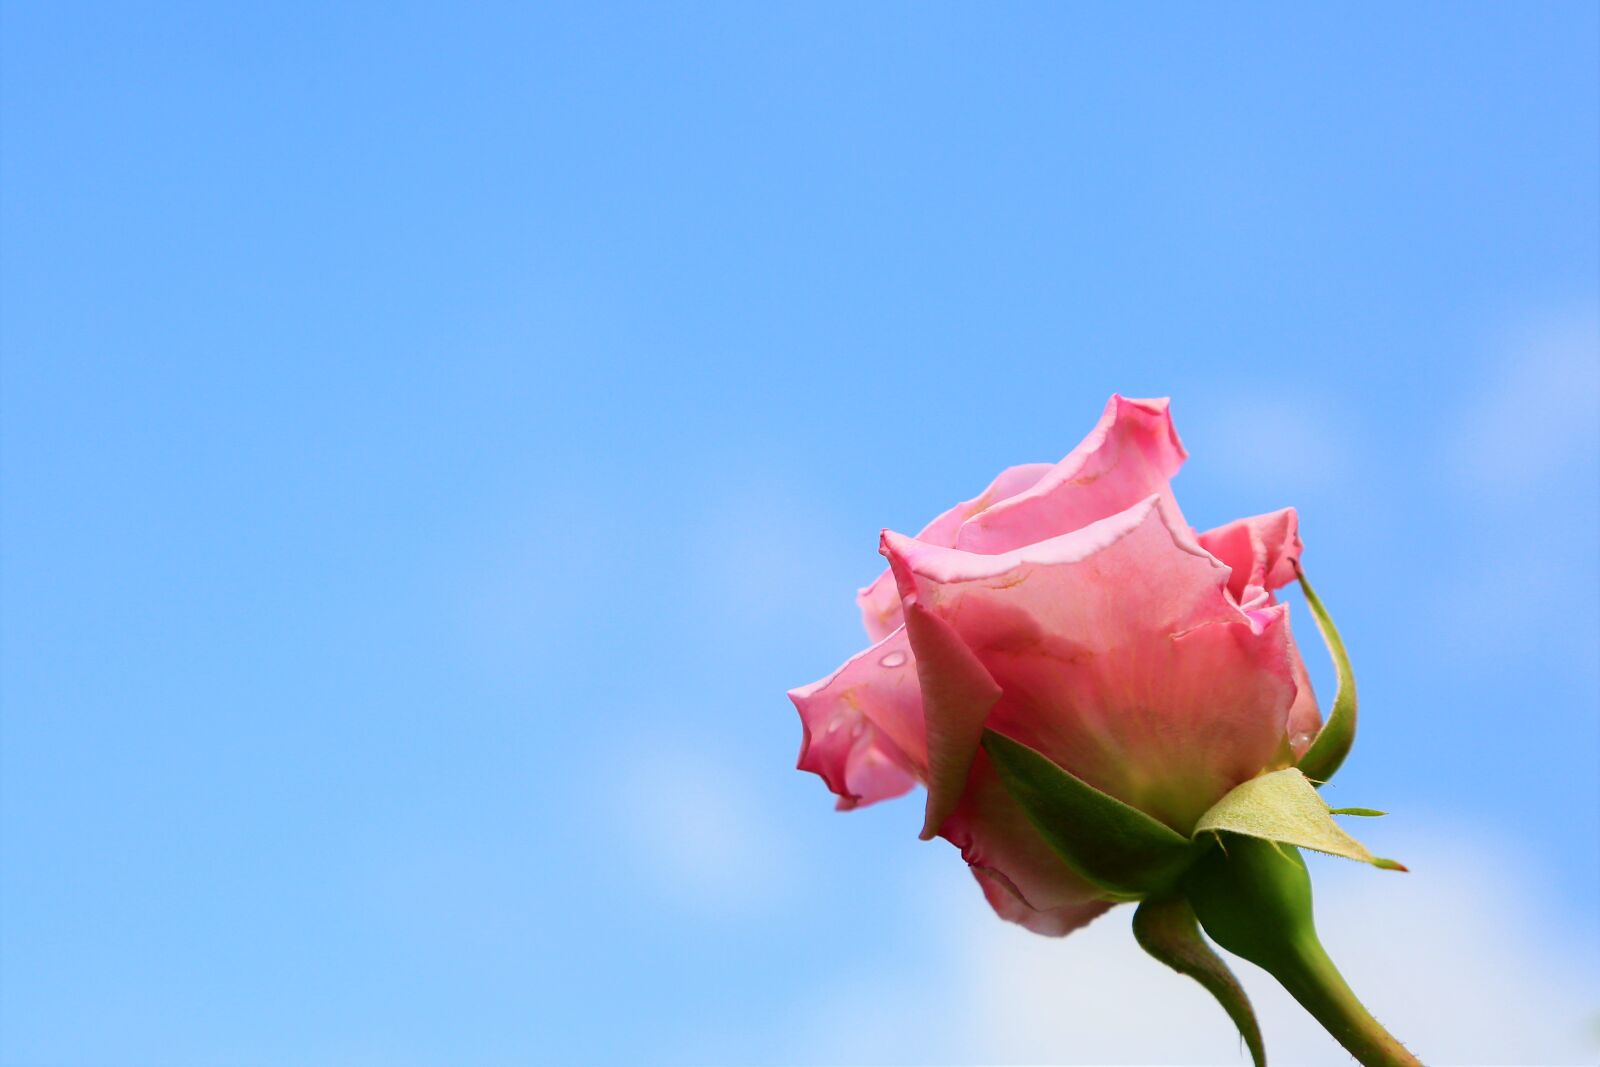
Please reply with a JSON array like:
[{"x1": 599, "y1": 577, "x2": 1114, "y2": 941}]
[
  {"x1": 789, "y1": 395, "x2": 1417, "y2": 1066},
  {"x1": 788, "y1": 396, "x2": 1325, "y2": 935}
]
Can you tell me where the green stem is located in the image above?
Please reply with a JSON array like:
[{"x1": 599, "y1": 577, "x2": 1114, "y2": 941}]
[
  {"x1": 1265, "y1": 929, "x2": 1421, "y2": 1066},
  {"x1": 1185, "y1": 835, "x2": 1421, "y2": 1067}
]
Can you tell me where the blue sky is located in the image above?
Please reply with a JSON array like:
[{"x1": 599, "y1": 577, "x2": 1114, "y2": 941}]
[{"x1": 2, "y1": 4, "x2": 1596, "y2": 1064}]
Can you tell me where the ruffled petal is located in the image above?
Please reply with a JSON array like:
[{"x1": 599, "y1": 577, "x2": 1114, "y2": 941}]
[
  {"x1": 789, "y1": 628, "x2": 925, "y2": 809},
  {"x1": 1199, "y1": 508, "x2": 1320, "y2": 759},
  {"x1": 1198, "y1": 507, "x2": 1303, "y2": 601},
  {"x1": 954, "y1": 395, "x2": 1189, "y2": 555},
  {"x1": 856, "y1": 396, "x2": 1186, "y2": 641},
  {"x1": 883, "y1": 496, "x2": 1297, "y2": 834},
  {"x1": 857, "y1": 463, "x2": 1053, "y2": 642}
]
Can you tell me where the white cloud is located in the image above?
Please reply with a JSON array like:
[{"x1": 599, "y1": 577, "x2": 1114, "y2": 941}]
[{"x1": 800, "y1": 825, "x2": 1600, "y2": 1065}]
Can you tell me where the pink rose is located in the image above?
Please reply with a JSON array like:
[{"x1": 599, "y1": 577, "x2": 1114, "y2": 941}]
[{"x1": 788, "y1": 395, "x2": 1324, "y2": 936}]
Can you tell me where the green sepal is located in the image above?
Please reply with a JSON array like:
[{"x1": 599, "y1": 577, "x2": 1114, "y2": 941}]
[
  {"x1": 1133, "y1": 895, "x2": 1266, "y2": 1067},
  {"x1": 982, "y1": 730, "x2": 1196, "y2": 898},
  {"x1": 1328, "y1": 807, "x2": 1386, "y2": 817},
  {"x1": 1295, "y1": 568, "x2": 1357, "y2": 785},
  {"x1": 1194, "y1": 768, "x2": 1405, "y2": 871}
]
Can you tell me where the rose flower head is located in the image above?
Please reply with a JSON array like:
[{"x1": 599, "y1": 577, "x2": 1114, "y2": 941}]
[
  {"x1": 788, "y1": 396, "x2": 1417, "y2": 1066},
  {"x1": 788, "y1": 395, "x2": 1325, "y2": 935}
]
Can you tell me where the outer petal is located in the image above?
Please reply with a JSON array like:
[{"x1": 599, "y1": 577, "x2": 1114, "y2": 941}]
[
  {"x1": 789, "y1": 628, "x2": 925, "y2": 810},
  {"x1": 973, "y1": 868, "x2": 1114, "y2": 937},
  {"x1": 1283, "y1": 621, "x2": 1324, "y2": 760},
  {"x1": 1199, "y1": 508, "x2": 1320, "y2": 758},
  {"x1": 883, "y1": 496, "x2": 1297, "y2": 834},
  {"x1": 945, "y1": 754, "x2": 1113, "y2": 935},
  {"x1": 894, "y1": 597, "x2": 1002, "y2": 841},
  {"x1": 955, "y1": 395, "x2": 1189, "y2": 555},
  {"x1": 857, "y1": 463, "x2": 1052, "y2": 641}
]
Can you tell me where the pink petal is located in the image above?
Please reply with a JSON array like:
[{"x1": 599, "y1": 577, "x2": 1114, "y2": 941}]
[
  {"x1": 857, "y1": 463, "x2": 1053, "y2": 642},
  {"x1": 947, "y1": 755, "x2": 1112, "y2": 934},
  {"x1": 1259, "y1": 593, "x2": 1323, "y2": 762},
  {"x1": 855, "y1": 395, "x2": 1186, "y2": 642},
  {"x1": 1198, "y1": 507, "x2": 1303, "y2": 601},
  {"x1": 883, "y1": 496, "x2": 1298, "y2": 834},
  {"x1": 894, "y1": 596, "x2": 1002, "y2": 841},
  {"x1": 1199, "y1": 508, "x2": 1321, "y2": 759},
  {"x1": 954, "y1": 395, "x2": 1189, "y2": 555},
  {"x1": 834, "y1": 738, "x2": 919, "y2": 812},
  {"x1": 789, "y1": 628, "x2": 925, "y2": 809},
  {"x1": 972, "y1": 868, "x2": 1114, "y2": 937},
  {"x1": 1284, "y1": 618, "x2": 1324, "y2": 760}
]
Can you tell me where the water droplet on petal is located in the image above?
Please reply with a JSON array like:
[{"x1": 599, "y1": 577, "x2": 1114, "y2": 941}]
[
  {"x1": 879, "y1": 650, "x2": 908, "y2": 668},
  {"x1": 1291, "y1": 730, "x2": 1315, "y2": 750}
]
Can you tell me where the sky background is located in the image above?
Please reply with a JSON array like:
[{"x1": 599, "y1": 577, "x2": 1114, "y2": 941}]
[{"x1": 3, "y1": 4, "x2": 1598, "y2": 1065}]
